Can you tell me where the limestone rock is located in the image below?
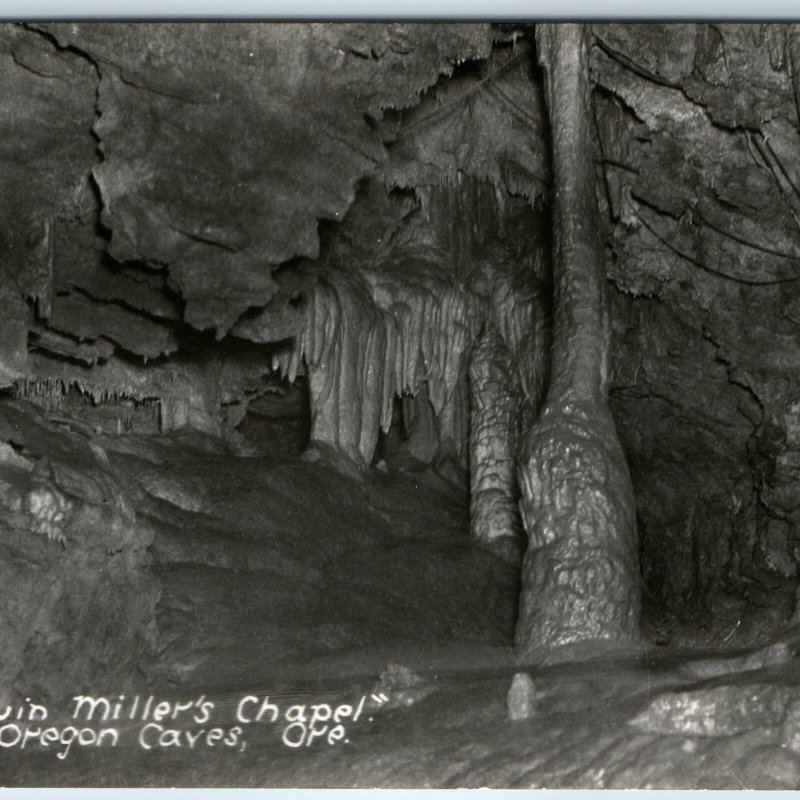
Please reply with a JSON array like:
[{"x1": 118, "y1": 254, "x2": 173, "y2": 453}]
[
  {"x1": 36, "y1": 22, "x2": 493, "y2": 334},
  {"x1": 0, "y1": 287, "x2": 29, "y2": 387},
  {"x1": 0, "y1": 399, "x2": 159, "y2": 702},
  {"x1": 629, "y1": 683, "x2": 790, "y2": 736},
  {"x1": 680, "y1": 640, "x2": 797, "y2": 680}
]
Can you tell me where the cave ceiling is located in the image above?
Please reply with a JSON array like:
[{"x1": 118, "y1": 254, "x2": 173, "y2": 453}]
[
  {"x1": 2, "y1": 22, "x2": 507, "y2": 339},
  {"x1": 2, "y1": 23, "x2": 797, "y2": 337}
]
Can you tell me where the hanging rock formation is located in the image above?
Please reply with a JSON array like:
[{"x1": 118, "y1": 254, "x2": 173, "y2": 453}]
[
  {"x1": 273, "y1": 263, "x2": 481, "y2": 467},
  {"x1": 515, "y1": 24, "x2": 640, "y2": 659}
]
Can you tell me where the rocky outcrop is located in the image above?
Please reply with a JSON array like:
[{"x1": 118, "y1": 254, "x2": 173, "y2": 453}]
[
  {"x1": 0, "y1": 400, "x2": 158, "y2": 703},
  {"x1": 592, "y1": 23, "x2": 800, "y2": 620}
]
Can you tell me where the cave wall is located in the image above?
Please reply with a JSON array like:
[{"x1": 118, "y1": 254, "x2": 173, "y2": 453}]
[
  {"x1": 2, "y1": 21, "x2": 800, "y2": 630},
  {"x1": 595, "y1": 24, "x2": 800, "y2": 619},
  {"x1": 0, "y1": 400, "x2": 159, "y2": 703}
]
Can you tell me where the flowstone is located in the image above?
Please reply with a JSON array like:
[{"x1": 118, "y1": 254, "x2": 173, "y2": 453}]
[{"x1": 517, "y1": 400, "x2": 640, "y2": 650}]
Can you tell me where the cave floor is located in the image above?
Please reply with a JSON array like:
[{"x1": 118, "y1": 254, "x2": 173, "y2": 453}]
[
  {"x1": 2, "y1": 399, "x2": 800, "y2": 788},
  {"x1": 7, "y1": 636, "x2": 800, "y2": 789}
]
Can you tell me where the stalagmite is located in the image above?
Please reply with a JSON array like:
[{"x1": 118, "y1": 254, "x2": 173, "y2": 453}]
[
  {"x1": 469, "y1": 322, "x2": 523, "y2": 561},
  {"x1": 515, "y1": 24, "x2": 640, "y2": 658},
  {"x1": 468, "y1": 245, "x2": 550, "y2": 562}
]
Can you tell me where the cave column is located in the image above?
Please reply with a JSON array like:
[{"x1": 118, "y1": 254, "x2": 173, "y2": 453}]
[{"x1": 515, "y1": 24, "x2": 640, "y2": 659}]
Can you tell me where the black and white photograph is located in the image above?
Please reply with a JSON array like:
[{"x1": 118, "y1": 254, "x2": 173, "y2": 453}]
[{"x1": 1, "y1": 18, "x2": 800, "y2": 789}]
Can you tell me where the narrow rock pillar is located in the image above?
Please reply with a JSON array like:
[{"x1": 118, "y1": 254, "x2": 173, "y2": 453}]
[{"x1": 515, "y1": 24, "x2": 640, "y2": 659}]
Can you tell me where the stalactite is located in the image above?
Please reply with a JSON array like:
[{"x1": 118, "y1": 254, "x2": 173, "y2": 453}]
[
  {"x1": 12, "y1": 377, "x2": 163, "y2": 434},
  {"x1": 19, "y1": 326, "x2": 274, "y2": 439},
  {"x1": 276, "y1": 266, "x2": 483, "y2": 467}
]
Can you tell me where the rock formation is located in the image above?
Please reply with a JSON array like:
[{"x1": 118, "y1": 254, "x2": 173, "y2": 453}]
[
  {"x1": 2, "y1": 27, "x2": 800, "y2": 771},
  {"x1": 468, "y1": 241, "x2": 550, "y2": 562},
  {"x1": 515, "y1": 24, "x2": 640, "y2": 658}
]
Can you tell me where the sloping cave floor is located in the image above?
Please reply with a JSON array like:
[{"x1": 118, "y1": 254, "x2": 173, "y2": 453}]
[{"x1": 3, "y1": 397, "x2": 800, "y2": 787}]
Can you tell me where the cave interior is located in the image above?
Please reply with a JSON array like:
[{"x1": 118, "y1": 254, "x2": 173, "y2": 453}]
[{"x1": 3, "y1": 20, "x2": 800, "y2": 788}]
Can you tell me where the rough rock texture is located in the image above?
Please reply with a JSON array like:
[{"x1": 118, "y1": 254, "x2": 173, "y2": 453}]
[
  {"x1": 92, "y1": 400, "x2": 517, "y2": 689},
  {"x1": 781, "y1": 699, "x2": 800, "y2": 753},
  {"x1": 629, "y1": 683, "x2": 791, "y2": 736},
  {"x1": 1, "y1": 20, "x2": 550, "y2": 483},
  {"x1": 0, "y1": 288, "x2": 28, "y2": 386},
  {"x1": 34, "y1": 22, "x2": 494, "y2": 334},
  {"x1": 468, "y1": 242, "x2": 550, "y2": 561},
  {"x1": 516, "y1": 24, "x2": 640, "y2": 657},
  {"x1": 383, "y1": 37, "x2": 549, "y2": 201},
  {"x1": 0, "y1": 391, "x2": 517, "y2": 701},
  {"x1": 0, "y1": 24, "x2": 97, "y2": 384},
  {"x1": 5, "y1": 22, "x2": 800, "y2": 637},
  {"x1": 469, "y1": 323, "x2": 523, "y2": 558},
  {"x1": 6, "y1": 628, "x2": 800, "y2": 788},
  {"x1": 274, "y1": 264, "x2": 481, "y2": 466},
  {"x1": 680, "y1": 638, "x2": 796, "y2": 679},
  {"x1": 590, "y1": 23, "x2": 800, "y2": 623},
  {"x1": 0, "y1": 399, "x2": 158, "y2": 703},
  {"x1": 14, "y1": 334, "x2": 280, "y2": 438},
  {"x1": 517, "y1": 400, "x2": 641, "y2": 653}
]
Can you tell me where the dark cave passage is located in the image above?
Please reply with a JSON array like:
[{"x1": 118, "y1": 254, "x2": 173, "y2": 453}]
[{"x1": 234, "y1": 376, "x2": 311, "y2": 459}]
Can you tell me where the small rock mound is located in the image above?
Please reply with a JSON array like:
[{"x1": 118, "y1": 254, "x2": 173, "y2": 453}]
[
  {"x1": 369, "y1": 663, "x2": 435, "y2": 710},
  {"x1": 507, "y1": 671, "x2": 537, "y2": 721}
]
